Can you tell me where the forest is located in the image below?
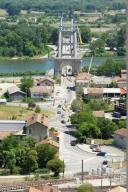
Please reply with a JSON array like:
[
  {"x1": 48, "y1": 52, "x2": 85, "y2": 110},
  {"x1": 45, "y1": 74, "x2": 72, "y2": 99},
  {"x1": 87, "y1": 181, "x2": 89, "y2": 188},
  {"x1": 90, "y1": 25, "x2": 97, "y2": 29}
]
[
  {"x1": 0, "y1": 0, "x2": 126, "y2": 16},
  {"x1": 0, "y1": 22, "x2": 58, "y2": 57}
]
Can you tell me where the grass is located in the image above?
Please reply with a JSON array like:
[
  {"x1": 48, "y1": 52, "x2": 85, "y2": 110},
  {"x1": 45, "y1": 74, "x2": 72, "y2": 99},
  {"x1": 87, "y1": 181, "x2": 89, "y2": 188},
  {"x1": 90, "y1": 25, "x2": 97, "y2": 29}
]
[
  {"x1": 0, "y1": 105, "x2": 54, "y2": 120},
  {"x1": 94, "y1": 138, "x2": 114, "y2": 145}
]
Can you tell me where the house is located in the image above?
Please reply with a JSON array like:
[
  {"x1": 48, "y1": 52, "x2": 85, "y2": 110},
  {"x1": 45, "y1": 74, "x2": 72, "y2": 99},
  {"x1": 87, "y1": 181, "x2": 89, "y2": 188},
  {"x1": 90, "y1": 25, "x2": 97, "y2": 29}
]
[
  {"x1": 84, "y1": 88, "x2": 103, "y2": 99},
  {"x1": 26, "y1": 113, "x2": 49, "y2": 141},
  {"x1": 7, "y1": 86, "x2": 26, "y2": 101},
  {"x1": 92, "y1": 111, "x2": 105, "y2": 118},
  {"x1": 37, "y1": 77, "x2": 54, "y2": 87},
  {"x1": 30, "y1": 86, "x2": 54, "y2": 100},
  {"x1": 108, "y1": 186, "x2": 126, "y2": 192},
  {"x1": 26, "y1": 186, "x2": 58, "y2": 192},
  {"x1": 116, "y1": 78, "x2": 127, "y2": 88},
  {"x1": 91, "y1": 76, "x2": 112, "y2": 88},
  {"x1": 103, "y1": 88, "x2": 121, "y2": 98},
  {"x1": 75, "y1": 72, "x2": 91, "y2": 87},
  {"x1": 0, "y1": 120, "x2": 26, "y2": 141},
  {"x1": 114, "y1": 128, "x2": 127, "y2": 148}
]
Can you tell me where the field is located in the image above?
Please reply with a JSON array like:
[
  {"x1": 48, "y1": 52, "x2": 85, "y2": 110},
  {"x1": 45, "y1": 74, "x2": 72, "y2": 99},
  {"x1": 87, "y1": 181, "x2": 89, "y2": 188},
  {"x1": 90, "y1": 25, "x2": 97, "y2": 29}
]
[
  {"x1": 0, "y1": 9, "x2": 8, "y2": 16},
  {"x1": 0, "y1": 105, "x2": 54, "y2": 120}
]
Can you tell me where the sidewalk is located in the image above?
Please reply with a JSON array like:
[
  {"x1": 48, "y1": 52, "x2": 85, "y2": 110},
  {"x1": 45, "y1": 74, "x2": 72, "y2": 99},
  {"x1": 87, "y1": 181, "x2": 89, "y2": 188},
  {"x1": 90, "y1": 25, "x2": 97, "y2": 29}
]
[
  {"x1": 58, "y1": 178, "x2": 124, "y2": 189},
  {"x1": 77, "y1": 144, "x2": 96, "y2": 154}
]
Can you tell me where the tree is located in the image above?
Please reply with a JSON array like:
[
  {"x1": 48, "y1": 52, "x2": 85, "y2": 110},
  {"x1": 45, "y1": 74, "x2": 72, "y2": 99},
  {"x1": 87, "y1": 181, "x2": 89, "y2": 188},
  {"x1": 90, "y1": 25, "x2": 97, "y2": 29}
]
[
  {"x1": 20, "y1": 76, "x2": 33, "y2": 96},
  {"x1": 76, "y1": 122, "x2": 100, "y2": 142},
  {"x1": 97, "y1": 118, "x2": 118, "y2": 139},
  {"x1": 77, "y1": 183, "x2": 96, "y2": 192},
  {"x1": 46, "y1": 158, "x2": 65, "y2": 177},
  {"x1": 70, "y1": 111, "x2": 97, "y2": 127},
  {"x1": 80, "y1": 26, "x2": 91, "y2": 43},
  {"x1": 97, "y1": 59, "x2": 126, "y2": 76},
  {"x1": 7, "y1": 3, "x2": 21, "y2": 16},
  {"x1": 35, "y1": 106, "x2": 41, "y2": 113},
  {"x1": 90, "y1": 39, "x2": 105, "y2": 56},
  {"x1": 36, "y1": 144, "x2": 57, "y2": 168}
]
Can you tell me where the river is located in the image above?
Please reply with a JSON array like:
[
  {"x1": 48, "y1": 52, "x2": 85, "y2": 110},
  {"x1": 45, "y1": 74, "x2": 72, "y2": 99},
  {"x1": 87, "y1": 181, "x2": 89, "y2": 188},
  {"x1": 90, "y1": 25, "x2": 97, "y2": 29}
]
[{"x1": 0, "y1": 56, "x2": 125, "y2": 73}]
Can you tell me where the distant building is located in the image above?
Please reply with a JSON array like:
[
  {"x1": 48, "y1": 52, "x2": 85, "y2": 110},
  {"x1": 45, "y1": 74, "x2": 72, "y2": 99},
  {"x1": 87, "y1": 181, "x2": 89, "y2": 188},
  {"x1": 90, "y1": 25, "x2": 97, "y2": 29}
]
[
  {"x1": 84, "y1": 88, "x2": 123, "y2": 99},
  {"x1": 26, "y1": 113, "x2": 49, "y2": 141},
  {"x1": 121, "y1": 69, "x2": 127, "y2": 78},
  {"x1": 103, "y1": 88, "x2": 121, "y2": 98},
  {"x1": 114, "y1": 128, "x2": 126, "y2": 149},
  {"x1": 30, "y1": 86, "x2": 54, "y2": 100},
  {"x1": 84, "y1": 88, "x2": 103, "y2": 99},
  {"x1": 37, "y1": 77, "x2": 54, "y2": 87},
  {"x1": 0, "y1": 120, "x2": 26, "y2": 141},
  {"x1": 91, "y1": 76, "x2": 112, "y2": 88},
  {"x1": 75, "y1": 72, "x2": 91, "y2": 87},
  {"x1": 7, "y1": 86, "x2": 26, "y2": 101}
]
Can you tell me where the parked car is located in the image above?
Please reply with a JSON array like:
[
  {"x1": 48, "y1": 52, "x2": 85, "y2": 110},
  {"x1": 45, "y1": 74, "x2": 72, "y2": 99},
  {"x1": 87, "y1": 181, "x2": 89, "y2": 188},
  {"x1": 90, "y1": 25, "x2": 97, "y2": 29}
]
[
  {"x1": 70, "y1": 140, "x2": 78, "y2": 146},
  {"x1": 102, "y1": 160, "x2": 109, "y2": 165},
  {"x1": 97, "y1": 152, "x2": 108, "y2": 157},
  {"x1": 61, "y1": 120, "x2": 66, "y2": 124},
  {"x1": 92, "y1": 146, "x2": 101, "y2": 152},
  {"x1": 58, "y1": 104, "x2": 61, "y2": 108},
  {"x1": 112, "y1": 112, "x2": 121, "y2": 118},
  {"x1": 57, "y1": 111, "x2": 61, "y2": 114},
  {"x1": 90, "y1": 144, "x2": 100, "y2": 149}
]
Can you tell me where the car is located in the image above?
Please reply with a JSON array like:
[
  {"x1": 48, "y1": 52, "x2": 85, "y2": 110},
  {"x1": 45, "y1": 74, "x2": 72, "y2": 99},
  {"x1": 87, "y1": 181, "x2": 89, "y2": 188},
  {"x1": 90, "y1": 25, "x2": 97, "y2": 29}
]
[
  {"x1": 58, "y1": 105, "x2": 61, "y2": 108},
  {"x1": 92, "y1": 146, "x2": 101, "y2": 152},
  {"x1": 61, "y1": 120, "x2": 66, "y2": 124},
  {"x1": 112, "y1": 112, "x2": 121, "y2": 118},
  {"x1": 70, "y1": 140, "x2": 78, "y2": 146},
  {"x1": 96, "y1": 152, "x2": 108, "y2": 157},
  {"x1": 102, "y1": 160, "x2": 109, "y2": 165},
  {"x1": 90, "y1": 144, "x2": 100, "y2": 149},
  {"x1": 57, "y1": 111, "x2": 61, "y2": 114}
]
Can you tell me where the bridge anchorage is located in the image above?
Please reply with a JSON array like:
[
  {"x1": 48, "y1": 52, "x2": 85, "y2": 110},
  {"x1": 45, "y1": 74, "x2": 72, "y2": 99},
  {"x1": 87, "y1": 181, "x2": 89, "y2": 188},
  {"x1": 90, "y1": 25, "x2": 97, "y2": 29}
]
[{"x1": 54, "y1": 17, "x2": 81, "y2": 76}]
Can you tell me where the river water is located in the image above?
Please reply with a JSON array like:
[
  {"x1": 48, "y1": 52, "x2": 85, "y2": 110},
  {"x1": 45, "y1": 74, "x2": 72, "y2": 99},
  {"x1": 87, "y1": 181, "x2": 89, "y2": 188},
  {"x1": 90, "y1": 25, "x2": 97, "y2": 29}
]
[{"x1": 0, "y1": 56, "x2": 125, "y2": 73}]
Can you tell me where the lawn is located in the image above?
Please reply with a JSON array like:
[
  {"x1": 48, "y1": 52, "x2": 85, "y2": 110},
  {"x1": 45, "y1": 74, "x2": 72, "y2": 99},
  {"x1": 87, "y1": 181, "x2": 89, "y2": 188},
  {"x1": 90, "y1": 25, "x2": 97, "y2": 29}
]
[
  {"x1": 94, "y1": 138, "x2": 114, "y2": 145},
  {"x1": 0, "y1": 105, "x2": 54, "y2": 120}
]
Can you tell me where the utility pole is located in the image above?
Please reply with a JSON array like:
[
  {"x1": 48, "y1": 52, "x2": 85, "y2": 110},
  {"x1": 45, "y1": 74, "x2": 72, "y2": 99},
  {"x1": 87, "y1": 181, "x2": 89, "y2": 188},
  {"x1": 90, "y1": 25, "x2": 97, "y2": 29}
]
[
  {"x1": 101, "y1": 165, "x2": 103, "y2": 190},
  {"x1": 81, "y1": 160, "x2": 84, "y2": 183}
]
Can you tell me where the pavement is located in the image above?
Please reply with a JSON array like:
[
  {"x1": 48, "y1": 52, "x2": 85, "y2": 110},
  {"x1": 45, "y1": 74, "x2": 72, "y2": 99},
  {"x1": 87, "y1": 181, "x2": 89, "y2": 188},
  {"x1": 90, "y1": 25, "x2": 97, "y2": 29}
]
[{"x1": 77, "y1": 144, "x2": 125, "y2": 159}]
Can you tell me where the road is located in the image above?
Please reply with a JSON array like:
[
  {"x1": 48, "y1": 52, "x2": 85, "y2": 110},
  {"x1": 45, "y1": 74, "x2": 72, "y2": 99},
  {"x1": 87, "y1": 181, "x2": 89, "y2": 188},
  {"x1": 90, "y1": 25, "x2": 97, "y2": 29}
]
[{"x1": 6, "y1": 76, "x2": 125, "y2": 177}]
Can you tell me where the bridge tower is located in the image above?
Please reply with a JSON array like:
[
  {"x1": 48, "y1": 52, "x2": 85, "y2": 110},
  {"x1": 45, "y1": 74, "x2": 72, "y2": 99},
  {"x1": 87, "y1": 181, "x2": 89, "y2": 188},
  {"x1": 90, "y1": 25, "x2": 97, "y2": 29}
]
[
  {"x1": 58, "y1": 17, "x2": 77, "y2": 58},
  {"x1": 54, "y1": 17, "x2": 81, "y2": 76}
]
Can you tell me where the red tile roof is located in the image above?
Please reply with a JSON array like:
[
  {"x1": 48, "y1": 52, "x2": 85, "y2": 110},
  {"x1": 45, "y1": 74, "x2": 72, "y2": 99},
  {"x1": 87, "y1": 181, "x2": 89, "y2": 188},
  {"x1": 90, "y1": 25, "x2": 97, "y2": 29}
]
[
  {"x1": 114, "y1": 128, "x2": 126, "y2": 137},
  {"x1": 27, "y1": 186, "x2": 58, "y2": 192},
  {"x1": 26, "y1": 113, "x2": 48, "y2": 127}
]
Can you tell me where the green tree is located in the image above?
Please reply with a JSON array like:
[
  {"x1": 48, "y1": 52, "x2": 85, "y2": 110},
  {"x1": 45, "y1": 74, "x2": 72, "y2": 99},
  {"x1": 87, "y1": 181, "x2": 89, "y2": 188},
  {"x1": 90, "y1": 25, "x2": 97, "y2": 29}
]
[
  {"x1": 20, "y1": 76, "x2": 33, "y2": 96},
  {"x1": 70, "y1": 111, "x2": 97, "y2": 127},
  {"x1": 36, "y1": 144, "x2": 57, "y2": 168},
  {"x1": 97, "y1": 118, "x2": 118, "y2": 139},
  {"x1": 90, "y1": 39, "x2": 105, "y2": 56},
  {"x1": 76, "y1": 122, "x2": 100, "y2": 141},
  {"x1": 46, "y1": 158, "x2": 65, "y2": 177},
  {"x1": 77, "y1": 183, "x2": 96, "y2": 192},
  {"x1": 7, "y1": 3, "x2": 21, "y2": 16},
  {"x1": 35, "y1": 106, "x2": 41, "y2": 113}
]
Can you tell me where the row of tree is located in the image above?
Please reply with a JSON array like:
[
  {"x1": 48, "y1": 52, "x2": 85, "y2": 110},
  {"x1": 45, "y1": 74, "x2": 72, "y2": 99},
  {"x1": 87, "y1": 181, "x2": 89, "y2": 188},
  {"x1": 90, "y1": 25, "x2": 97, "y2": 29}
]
[
  {"x1": 0, "y1": 0, "x2": 126, "y2": 16},
  {"x1": 90, "y1": 25, "x2": 126, "y2": 56},
  {"x1": 0, "y1": 22, "x2": 58, "y2": 57},
  {"x1": 0, "y1": 136, "x2": 64, "y2": 176}
]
